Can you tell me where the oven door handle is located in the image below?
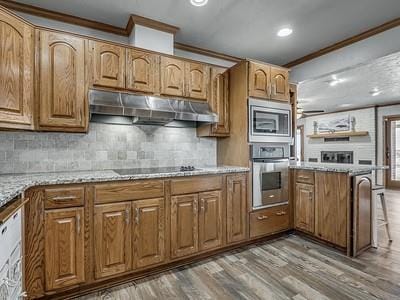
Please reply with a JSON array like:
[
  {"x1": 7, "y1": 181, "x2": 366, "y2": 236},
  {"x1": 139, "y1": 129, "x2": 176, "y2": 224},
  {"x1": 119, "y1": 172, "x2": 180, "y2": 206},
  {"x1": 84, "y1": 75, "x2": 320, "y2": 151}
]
[{"x1": 253, "y1": 158, "x2": 289, "y2": 163}]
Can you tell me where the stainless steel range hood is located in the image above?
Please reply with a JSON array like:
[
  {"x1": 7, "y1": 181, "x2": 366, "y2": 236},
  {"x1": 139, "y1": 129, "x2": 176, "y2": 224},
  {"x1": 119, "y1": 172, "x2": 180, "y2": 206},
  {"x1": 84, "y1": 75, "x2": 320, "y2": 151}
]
[{"x1": 89, "y1": 89, "x2": 218, "y2": 126}]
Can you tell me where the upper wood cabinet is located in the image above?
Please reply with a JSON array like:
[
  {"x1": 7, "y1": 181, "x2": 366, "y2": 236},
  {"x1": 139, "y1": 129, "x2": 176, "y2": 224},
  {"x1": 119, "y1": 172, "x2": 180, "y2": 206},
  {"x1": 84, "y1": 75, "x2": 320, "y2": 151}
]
[
  {"x1": 248, "y1": 61, "x2": 289, "y2": 102},
  {"x1": 44, "y1": 207, "x2": 85, "y2": 291},
  {"x1": 270, "y1": 67, "x2": 289, "y2": 101},
  {"x1": 248, "y1": 62, "x2": 270, "y2": 99},
  {"x1": 199, "y1": 191, "x2": 223, "y2": 251},
  {"x1": 185, "y1": 62, "x2": 209, "y2": 100},
  {"x1": 94, "y1": 202, "x2": 132, "y2": 279},
  {"x1": 295, "y1": 182, "x2": 315, "y2": 234},
  {"x1": 226, "y1": 174, "x2": 248, "y2": 244},
  {"x1": 0, "y1": 8, "x2": 34, "y2": 130},
  {"x1": 170, "y1": 193, "x2": 199, "y2": 258},
  {"x1": 90, "y1": 41, "x2": 126, "y2": 89},
  {"x1": 38, "y1": 31, "x2": 87, "y2": 131},
  {"x1": 126, "y1": 49, "x2": 160, "y2": 94},
  {"x1": 197, "y1": 67, "x2": 229, "y2": 137},
  {"x1": 160, "y1": 57, "x2": 209, "y2": 100},
  {"x1": 160, "y1": 56, "x2": 185, "y2": 97},
  {"x1": 132, "y1": 198, "x2": 165, "y2": 268}
]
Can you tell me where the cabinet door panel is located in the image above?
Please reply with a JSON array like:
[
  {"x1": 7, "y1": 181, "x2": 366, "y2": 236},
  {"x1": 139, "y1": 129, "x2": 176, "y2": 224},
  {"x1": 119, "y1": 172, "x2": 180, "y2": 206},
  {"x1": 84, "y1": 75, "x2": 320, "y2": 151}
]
[
  {"x1": 126, "y1": 50, "x2": 159, "y2": 93},
  {"x1": 199, "y1": 191, "x2": 223, "y2": 251},
  {"x1": 211, "y1": 68, "x2": 229, "y2": 135},
  {"x1": 94, "y1": 202, "x2": 132, "y2": 279},
  {"x1": 171, "y1": 194, "x2": 198, "y2": 258},
  {"x1": 185, "y1": 62, "x2": 209, "y2": 100},
  {"x1": 227, "y1": 174, "x2": 247, "y2": 244},
  {"x1": 248, "y1": 62, "x2": 270, "y2": 99},
  {"x1": 270, "y1": 67, "x2": 289, "y2": 102},
  {"x1": 160, "y1": 57, "x2": 185, "y2": 97},
  {"x1": 44, "y1": 207, "x2": 84, "y2": 291},
  {"x1": 295, "y1": 183, "x2": 314, "y2": 234},
  {"x1": 92, "y1": 41, "x2": 125, "y2": 89},
  {"x1": 315, "y1": 172, "x2": 348, "y2": 247},
  {"x1": 39, "y1": 31, "x2": 86, "y2": 129},
  {"x1": 0, "y1": 10, "x2": 34, "y2": 129},
  {"x1": 133, "y1": 198, "x2": 165, "y2": 268}
]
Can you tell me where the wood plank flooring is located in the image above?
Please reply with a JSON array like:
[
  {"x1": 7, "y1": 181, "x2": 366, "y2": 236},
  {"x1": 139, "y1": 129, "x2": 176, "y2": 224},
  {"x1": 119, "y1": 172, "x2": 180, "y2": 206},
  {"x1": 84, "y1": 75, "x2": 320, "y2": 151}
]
[{"x1": 76, "y1": 190, "x2": 400, "y2": 300}]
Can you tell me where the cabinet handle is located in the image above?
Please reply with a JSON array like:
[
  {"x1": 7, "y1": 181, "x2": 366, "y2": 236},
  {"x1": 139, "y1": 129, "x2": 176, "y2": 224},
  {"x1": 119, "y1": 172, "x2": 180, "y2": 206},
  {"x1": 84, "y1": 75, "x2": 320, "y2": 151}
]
[
  {"x1": 52, "y1": 196, "x2": 77, "y2": 201},
  {"x1": 193, "y1": 200, "x2": 198, "y2": 213},
  {"x1": 200, "y1": 199, "x2": 205, "y2": 212},
  {"x1": 257, "y1": 215, "x2": 269, "y2": 220},
  {"x1": 1, "y1": 226, "x2": 7, "y2": 235},
  {"x1": 276, "y1": 211, "x2": 287, "y2": 216},
  {"x1": 297, "y1": 176, "x2": 310, "y2": 180},
  {"x1": 125, "y1": 209, "x2": 130, "y2": 224},
  {"x1": 135, "y1": 208, "x2": 139, "y2": 224},
  {"x1": 76, "y1": 214, "x2": 81, "y2": 235}
]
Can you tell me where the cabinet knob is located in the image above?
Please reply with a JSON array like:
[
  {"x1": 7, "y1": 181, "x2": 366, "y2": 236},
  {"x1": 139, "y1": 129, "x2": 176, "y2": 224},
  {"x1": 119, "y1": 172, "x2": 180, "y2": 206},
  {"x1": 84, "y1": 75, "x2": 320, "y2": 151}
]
[{"x1": 276, "y1": 211, "x2": 287, "y2": 216}]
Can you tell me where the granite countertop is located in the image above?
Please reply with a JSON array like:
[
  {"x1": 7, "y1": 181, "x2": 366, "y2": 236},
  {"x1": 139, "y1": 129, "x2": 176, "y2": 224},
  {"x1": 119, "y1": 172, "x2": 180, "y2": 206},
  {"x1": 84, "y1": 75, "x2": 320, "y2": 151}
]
[
  {"x1": 289, "y1": 162, "x2": 388, "y2": 176},
  {"x1": 0, "y1": 166, "x2": 249, "y2": 209}
]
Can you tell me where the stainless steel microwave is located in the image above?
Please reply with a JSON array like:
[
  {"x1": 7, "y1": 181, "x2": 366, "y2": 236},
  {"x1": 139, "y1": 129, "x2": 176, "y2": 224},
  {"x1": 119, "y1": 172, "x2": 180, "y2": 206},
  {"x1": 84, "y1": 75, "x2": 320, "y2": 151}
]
[{"x1": 248, "y1": 98, "x2": 292, "y2": 144}]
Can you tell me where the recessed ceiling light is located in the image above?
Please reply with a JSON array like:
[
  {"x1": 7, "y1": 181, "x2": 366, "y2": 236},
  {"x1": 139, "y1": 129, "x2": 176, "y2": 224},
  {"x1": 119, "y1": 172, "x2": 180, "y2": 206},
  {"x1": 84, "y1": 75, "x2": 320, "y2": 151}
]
[
  {"x1": 277, "y1": 28, "x2": 293, "y2": 37},
  {"x1": 190, "y1": 0, "x2": 208, "y2": 6}
]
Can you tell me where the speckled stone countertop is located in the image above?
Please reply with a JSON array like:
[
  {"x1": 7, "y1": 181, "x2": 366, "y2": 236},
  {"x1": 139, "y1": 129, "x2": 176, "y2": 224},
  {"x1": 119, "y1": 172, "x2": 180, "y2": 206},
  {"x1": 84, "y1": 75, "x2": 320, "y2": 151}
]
[
  {"x1": 289, "y1": 162, "x2": 387, "y2": 176},
  {"x1": 0, "y1": 166, "x2": 249, "y2": 209}
]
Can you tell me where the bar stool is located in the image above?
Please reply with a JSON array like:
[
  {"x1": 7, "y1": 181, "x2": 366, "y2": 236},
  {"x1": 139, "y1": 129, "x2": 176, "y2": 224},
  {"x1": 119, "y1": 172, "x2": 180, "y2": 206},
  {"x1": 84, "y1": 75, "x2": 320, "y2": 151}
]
[{"x1": 372, "y1": 185, "x2": 392, "y2": 246}]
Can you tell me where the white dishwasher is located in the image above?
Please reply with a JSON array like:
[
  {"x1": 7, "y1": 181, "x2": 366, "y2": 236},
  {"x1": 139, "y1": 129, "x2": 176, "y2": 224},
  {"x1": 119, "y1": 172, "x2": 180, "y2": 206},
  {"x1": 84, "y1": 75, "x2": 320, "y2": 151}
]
[{"x1": 0, "y1": 208, "x2": 23, "y2": 300}]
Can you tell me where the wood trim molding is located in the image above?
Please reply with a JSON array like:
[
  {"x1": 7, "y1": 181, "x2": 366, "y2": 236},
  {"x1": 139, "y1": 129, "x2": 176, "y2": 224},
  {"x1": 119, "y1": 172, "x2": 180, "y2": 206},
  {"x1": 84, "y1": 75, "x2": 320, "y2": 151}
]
[
  {"x1": 0, "y1": 0, "x2": 127, "y2": 36},
  {"x1": 284, "y1": 17, "x2": 400, "y2": 68},
  {"x1": 0, "y1": 1, "x2": 241, "y2": 63},
  {"x1": 174, "y1": 42, "x2": 242, "y2": 63},
  {"x1": 126, "y1": 14, "x2": 179, "y2": 35}
]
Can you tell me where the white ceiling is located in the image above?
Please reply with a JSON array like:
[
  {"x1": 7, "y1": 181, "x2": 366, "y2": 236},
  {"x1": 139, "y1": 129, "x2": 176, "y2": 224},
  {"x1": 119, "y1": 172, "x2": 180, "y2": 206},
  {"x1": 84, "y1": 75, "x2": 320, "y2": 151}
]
[
  {"x1": 298, "y1": 51, "x2": 400, "y2": 113},
  {"x1": 13, "y1": 0, "x2": 400, "y2": 65}
]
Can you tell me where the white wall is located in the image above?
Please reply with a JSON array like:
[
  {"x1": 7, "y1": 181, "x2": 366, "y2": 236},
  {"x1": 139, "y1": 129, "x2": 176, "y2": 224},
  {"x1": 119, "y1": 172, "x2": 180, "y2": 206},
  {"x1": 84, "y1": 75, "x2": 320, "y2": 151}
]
[
  {"x1": 300, "y1": 108, "x2": 376, "y2": 165},
  {"x1": 291, "y1": 26, "x2": 400, "y2": 83},
  {"x1": 129, "y1": 24, "x2": 174, "y2": 55}
]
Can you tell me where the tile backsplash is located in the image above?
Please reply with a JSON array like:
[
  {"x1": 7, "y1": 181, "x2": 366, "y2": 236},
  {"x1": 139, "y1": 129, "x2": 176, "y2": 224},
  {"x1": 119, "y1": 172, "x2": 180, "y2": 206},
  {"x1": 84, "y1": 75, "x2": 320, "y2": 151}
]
[{"x1": 0, "y1": 123, "x2": 217, "y2": 174}]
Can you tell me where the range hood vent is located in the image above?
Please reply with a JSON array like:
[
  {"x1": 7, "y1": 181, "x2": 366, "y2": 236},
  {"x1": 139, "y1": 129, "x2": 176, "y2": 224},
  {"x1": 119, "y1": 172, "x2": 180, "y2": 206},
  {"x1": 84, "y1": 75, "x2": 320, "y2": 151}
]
[{"x1": 89, "y1": 89, "x2": 218, "y2": 126}]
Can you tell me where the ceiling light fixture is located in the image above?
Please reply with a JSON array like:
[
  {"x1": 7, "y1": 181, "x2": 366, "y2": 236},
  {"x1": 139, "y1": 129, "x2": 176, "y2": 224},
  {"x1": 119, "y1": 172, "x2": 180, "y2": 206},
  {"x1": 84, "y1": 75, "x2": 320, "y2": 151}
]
[
  {"x1": 370, "y1": 88, "x2": 382, "y2": 97},
  {"x1": 277, "y1": 28, "x2": 293, "y2": 37},
  {"x1": 339, "y1": 103, "x2": 352, "y2": 108},
  {"x1": 190, "y1": 0, "x2": 208, "y2": 6},
  {"x1": 327, "y1": 75, "x2": 343, "y2": 87}
]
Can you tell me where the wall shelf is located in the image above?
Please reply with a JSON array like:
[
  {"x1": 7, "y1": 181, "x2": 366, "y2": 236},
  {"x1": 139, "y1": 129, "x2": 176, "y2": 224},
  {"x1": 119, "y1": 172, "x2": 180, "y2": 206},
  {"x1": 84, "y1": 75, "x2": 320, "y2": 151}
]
[{"x1": 307, "y1": 131, "x2": 369, "y2": 138}]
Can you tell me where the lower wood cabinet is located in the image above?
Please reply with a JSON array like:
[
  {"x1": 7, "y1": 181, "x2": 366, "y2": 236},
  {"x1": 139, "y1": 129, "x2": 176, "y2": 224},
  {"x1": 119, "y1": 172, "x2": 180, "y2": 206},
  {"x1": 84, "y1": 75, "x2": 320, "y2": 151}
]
[
  {"x1": 199, "y1": 191, "x2": 223, "y2": 251},
  {"x1": 94, "y1": 202, "x2": 132, "y2": 279},
  {"x1": 250, "y1": 205, "x2": 289, "y2": 238},
  {"x1": 294, "y1": 182, "x2": 314, "y2": 234},
  {"x1": 132, "y1": 198, "x2": 165, "y2": 268},
  {"x1": 170, "y1": 194, "x2": 199, "y2": 259},
  {"x1": 44, "y1": 207, "x2": 85, "y2": 291},
  {"x1": 226, "y1": 174, "x2": 248, "y2": 244}
]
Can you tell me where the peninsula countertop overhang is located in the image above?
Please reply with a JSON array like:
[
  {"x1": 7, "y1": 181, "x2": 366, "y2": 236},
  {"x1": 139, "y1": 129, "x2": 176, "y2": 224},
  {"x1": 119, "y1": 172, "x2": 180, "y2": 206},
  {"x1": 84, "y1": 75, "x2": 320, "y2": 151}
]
[{"x1": 289, "y1": 162, "x2": 388, "y2": 176}]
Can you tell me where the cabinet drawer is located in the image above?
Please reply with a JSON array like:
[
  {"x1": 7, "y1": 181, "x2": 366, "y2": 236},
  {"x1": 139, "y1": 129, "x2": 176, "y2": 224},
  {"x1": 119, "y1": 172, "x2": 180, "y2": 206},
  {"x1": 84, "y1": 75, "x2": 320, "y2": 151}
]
[
  {"x1": 94, "y1": 180, "x2": 164, "y2": 204},
  {"x1": 296, "y1": 170, "x2": 314, "y2": 184},
  {"x1": 250, "y1": 205, "x2": 289, "y2": 238},
  {"x1": 171, "y1": 176, "x2": 222, "y2": 195},
  {"x1": 44, "y1": 187, "x2": 85, "y2": 209}
]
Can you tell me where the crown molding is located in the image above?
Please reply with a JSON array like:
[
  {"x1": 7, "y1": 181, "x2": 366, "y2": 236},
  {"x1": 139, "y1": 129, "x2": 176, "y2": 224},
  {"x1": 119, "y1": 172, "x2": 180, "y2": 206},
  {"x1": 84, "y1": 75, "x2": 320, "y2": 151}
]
[
  {"x1": 126, "y1": 14, "x2": 179, "y2": 36},
  {"x1": 174, "y1": 42, "x2": 242, "y2": 63},
  {"x1": 284, "y1": 17, "x2": 400, "y2": 68}
]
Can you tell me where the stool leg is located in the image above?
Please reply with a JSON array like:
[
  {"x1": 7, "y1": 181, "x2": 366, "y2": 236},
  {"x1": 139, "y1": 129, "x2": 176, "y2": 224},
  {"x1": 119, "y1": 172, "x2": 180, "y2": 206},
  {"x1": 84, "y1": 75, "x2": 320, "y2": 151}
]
[{"x1": 380, "y1": 193, "x2": 393, "y2": 242}]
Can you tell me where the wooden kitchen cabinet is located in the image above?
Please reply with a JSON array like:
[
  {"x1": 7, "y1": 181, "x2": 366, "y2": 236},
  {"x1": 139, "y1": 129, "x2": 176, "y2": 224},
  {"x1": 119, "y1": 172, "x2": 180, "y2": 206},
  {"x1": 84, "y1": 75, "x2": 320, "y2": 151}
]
[
  {"x1": 248, "y1": 61, "x2": 289, "y2": 102},
  {"x1": 248, "y1": 62, "x2": 270, "y2": 99},
  {"x1": 250, "y1": 205, "x2": 289, "y2": 238},
  {"x1": 226, "y1": 174, "x2": 248, "y2": 244},
  {"x1": 44, "y1": 207, "x2": 85, "y2": 291},
  {"x1": 0, "y1": 8, "x2": 34, "y2": 130},
  {"x1": 160, "y1": 56, "x2": 185, "y2": 97},
  {"x1": 170, "y1": 194, "x2": 199, "y2": 258},
  {"x1": 295, "y1": 182, "x2": 315, "y2": 234},
  {"x1": 132, "y1": 198, "x2": 165, "y2": 268},
  {"x1": 315, "y1": 172, "x2": 348, "y2": 247},
  {"x1": 38, "y1": 30, "x2": 87, "y2": 131},
  {"x1": 185, "y1": 62, "x2": 209, "y2": 100},
  {"x1": 270, "y1": 66, "x2": 290, "y2": 101},
  {"x1": 90, "y1": 40, "x2": 126, "y2": 89},
  {"x1": 197, "y1": 67, "x2": 230, "y2": 137},
  {"x1": 126, "y1": 49, "x2": 160, "y2": 94},
  {"x1": 94, "y1": 202, "x2": 132, "y2": 279},
  {"x1": 199, "y1": 191, "x2": 223, "y2": 251}
]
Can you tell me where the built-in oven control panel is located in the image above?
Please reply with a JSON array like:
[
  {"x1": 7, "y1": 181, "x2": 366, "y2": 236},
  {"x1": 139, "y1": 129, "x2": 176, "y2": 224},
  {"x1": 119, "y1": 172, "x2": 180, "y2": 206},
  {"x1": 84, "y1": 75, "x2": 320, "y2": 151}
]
[{"x1": 251, "y1": 143, "x2": 290, "y2": 160}]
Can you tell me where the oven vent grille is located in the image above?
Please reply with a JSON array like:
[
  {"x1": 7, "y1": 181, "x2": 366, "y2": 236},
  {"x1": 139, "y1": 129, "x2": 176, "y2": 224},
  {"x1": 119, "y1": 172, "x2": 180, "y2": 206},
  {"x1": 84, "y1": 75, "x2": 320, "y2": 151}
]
[{"x1": 324, "y1": 137, "x2": 350, "y2": 142}]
